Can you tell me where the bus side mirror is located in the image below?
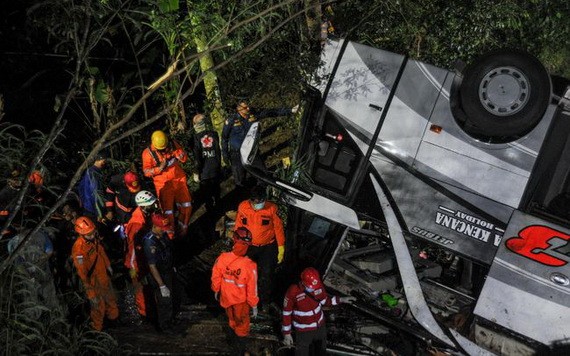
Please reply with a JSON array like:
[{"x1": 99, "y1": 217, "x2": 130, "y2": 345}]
[{"x1": 240, "y1": 122, "x2": 260, "y2": 166}]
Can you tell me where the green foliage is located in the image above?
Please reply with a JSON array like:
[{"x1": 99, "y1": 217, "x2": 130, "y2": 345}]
[
  {"x1": 333, "y1": 0, "x2": 570, "y2": 77},
  {"x1": 183, "y1": 1, "x2": 321, "y2": 109},
  {"x1": 0, "y1": 123, "x2": 66, "y2": 196},
  {"x1": 271, "y1": 152, "x2": 314, "y2": 224},
  {"x1": 0, "y1": 263, "x2": 121, "y2": 356},
  {"x1": 0, "y1": 124, "x2": 46, "y2": 178}
]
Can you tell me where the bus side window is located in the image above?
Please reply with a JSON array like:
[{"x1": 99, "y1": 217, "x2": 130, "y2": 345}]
[
  {"x1": 527, "y1": 109, "x2": 570, "y2": 226},
  {"x1": 310, "y1": 110, "x2": 361, "y2": 196}
]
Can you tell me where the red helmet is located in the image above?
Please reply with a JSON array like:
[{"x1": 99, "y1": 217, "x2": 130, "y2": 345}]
[
  {"x1": 28, "y1": 170, "x2": 44, "y2": 187},
  {"x1": 123, "y1": 171, "x2": 141, "y2": 193},
  {"x1": 151, "y1": 213, "x2": 171, "y2": 230},
  {"x1": 75, "y1": 216, "x2": 96, "y2": 235},
  {"x1": 301, "y1": 267, "x2": 322, "y2": 289},
  {"x1": 233, "y1": 227, "x2": 252, "y2": 244}
]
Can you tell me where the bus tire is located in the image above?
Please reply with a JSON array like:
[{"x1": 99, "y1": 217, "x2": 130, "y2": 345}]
[{"x1": 456, "y1": 49, "x2": 551, "y2": 141}]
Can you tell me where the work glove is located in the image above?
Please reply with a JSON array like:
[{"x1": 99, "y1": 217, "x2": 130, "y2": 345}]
[
  {"x1": 160, "y1": 285, "x2": 171, "y2": 298},
  {"x1": 129, "y1": 268, "x2": 137, "y2": 280},
  {"x1": 105, "y1": 211, "x2": 114, "y2": 222},
  {"x1": 291, "y1": 104, "x2": 300, "y2": 114},
  {"x1": 283, "y1": 334, "x2": 294, "y2": 347},
  {"x1": 252, "y1": 306, "x2": 258, "y2": 319},
  {"x1": 192, "y1": 173, "x2": 200, "y2": 183},
  {"x1": 214, "y1": 291, "x2": 219, "y2": 301},
  {"x1": 339, "y1": 296, "x2": 356, "y2": 304},
  {"x1": 277, "y1": 245, "x2": 285, "y2": 264}
]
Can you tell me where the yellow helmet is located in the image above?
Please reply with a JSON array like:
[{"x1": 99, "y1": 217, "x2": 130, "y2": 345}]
[{"x1": 151, "y1": 130, "x2": 168, "y2": 150}]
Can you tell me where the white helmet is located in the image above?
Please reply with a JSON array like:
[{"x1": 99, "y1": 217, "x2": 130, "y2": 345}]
[{"x1": 135, "y1": 190, "x2": 157, "y2": 207}]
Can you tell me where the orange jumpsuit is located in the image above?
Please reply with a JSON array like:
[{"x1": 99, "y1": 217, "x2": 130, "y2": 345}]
[
  {"x1": 125, "y1": 207, "x2": 151, "y2": 316},
  {"x1": 211, "y1": 251, "x2": 259, "y2": 336},
  {"x1": 142, "y1": 141, "x2": 192, "y2": 236},
  {"x1": 234, "y1": 200, "x2": 285, "y2": 304},
  {"x1": 71, "y1": 236, "x2": 118, "y2": 331},
  {"x1": 234, "y1": 200, "x2": 285, "y2": 247}
]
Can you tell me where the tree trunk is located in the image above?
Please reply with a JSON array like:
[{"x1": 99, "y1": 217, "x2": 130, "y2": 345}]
[
  {"x1": 304, "y1": 0, "x2": 322, "y2": 42},
  {"x1": 189, "y1": 11, "x2": 225, "y2": 135}
]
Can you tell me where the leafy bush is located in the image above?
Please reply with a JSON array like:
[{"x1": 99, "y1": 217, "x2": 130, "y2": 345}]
[{"x1": 0, "y1": 263, "x2": 122, "y2": 355}]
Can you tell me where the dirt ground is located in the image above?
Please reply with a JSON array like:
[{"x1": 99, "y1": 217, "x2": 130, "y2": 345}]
[
  {"x1": 107, "y1": 202, "x2": 287, "y2": 356},
  {"x1": 110, "y1": 305, "x2": 283, "y2": 355}
]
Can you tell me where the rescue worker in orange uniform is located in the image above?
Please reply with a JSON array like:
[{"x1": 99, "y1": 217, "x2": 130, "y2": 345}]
[
  {"x1": 282, "y1": 267, "x2": 355, "y2": 355},
  {"x1": 142, "y1": 130, "x2": 192, "y2": 237},
  {"x1": 211, "y1": 227, "x2": 259, "y2": 354},
  {"x1": 234, "y1": 184, "x2": 284, "y2": 311},
  {"x1": 124, "y1": 190, "x2": 159, "y2": 319},
  {"x1": 71, "y1": 216, "x2": 119, "y2": 331}
]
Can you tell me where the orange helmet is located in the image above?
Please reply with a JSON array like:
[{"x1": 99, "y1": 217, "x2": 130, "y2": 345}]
[
  {"x1": 75, "y1": 216, "x2": 96, "y2": 235},
  {"x1": 301, "y1": 267, "x2": 322, "y2": 289},
  {"x1": 28, "y1": 170, "x2": 44, "y2": 187}
]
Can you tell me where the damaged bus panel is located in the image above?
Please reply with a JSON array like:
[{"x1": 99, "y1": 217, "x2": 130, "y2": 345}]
[{"x1": 241, "y1": 39, "x2": 570, "y2": 354}]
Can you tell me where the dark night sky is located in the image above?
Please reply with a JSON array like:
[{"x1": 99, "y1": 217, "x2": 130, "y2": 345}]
[{"x1": 0, "y1": 0, "x2": 69, "y2": 132}]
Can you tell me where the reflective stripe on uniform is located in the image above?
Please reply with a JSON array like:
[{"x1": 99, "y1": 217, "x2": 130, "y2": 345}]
[
  {"x1": 282, "y1": 310, "x2": 292, "y2": 316},
  {"x1": 176, "y1": 202, "x2": 192, "y2": 208},
  {"x1": 282, "y1": 324, "x2": 291, "y2": 332},
  {"x1": 115, "y1": 197, "x2": 134, "y2": 213},
  {"x1": 164, "y1": 210, "x2": 173, "y2": 215},
  {"x1": 292, "y1": 313, "x2": 324, "y2": 329},
  {"x1": 223, "y1": 278, "x2": 245, "y2": 288},
  {"x1": 293, "y1": 304, "x2": 321, "y2": 316}
]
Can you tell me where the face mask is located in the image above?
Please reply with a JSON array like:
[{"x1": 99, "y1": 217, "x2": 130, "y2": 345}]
[
  {"x1": 194, "y1": 122, "x2": 206, "y2": 133},
  {"x1": 253, "y1": 202, "x2": 265, "y2": 210},
  {"x1": 142, "y1": 203, "x2": 158, "y2": 215},
  {"x1": 305, "y1": 287, "x2": 315, "y2": 293}
]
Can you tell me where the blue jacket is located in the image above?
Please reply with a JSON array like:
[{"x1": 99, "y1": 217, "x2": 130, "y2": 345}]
[
  {"x1": 77, "y1": 166, "x2": 104, "y2": 218},
  {"x1": 143, "y1": 231, "x2": 173, "y2": 274},
  {"x1": 221, "y1": 107, "x2": 292, "y2": 155}
]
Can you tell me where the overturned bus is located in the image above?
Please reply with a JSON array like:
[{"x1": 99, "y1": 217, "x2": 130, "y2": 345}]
[{"x1": 241, "y1": 39, "x2": 570, "y2": 355}]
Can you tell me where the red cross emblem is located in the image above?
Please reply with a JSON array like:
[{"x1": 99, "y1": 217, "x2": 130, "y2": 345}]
[{"x1": 201, "y1": 135, "x2": 213, "y2": 148}]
